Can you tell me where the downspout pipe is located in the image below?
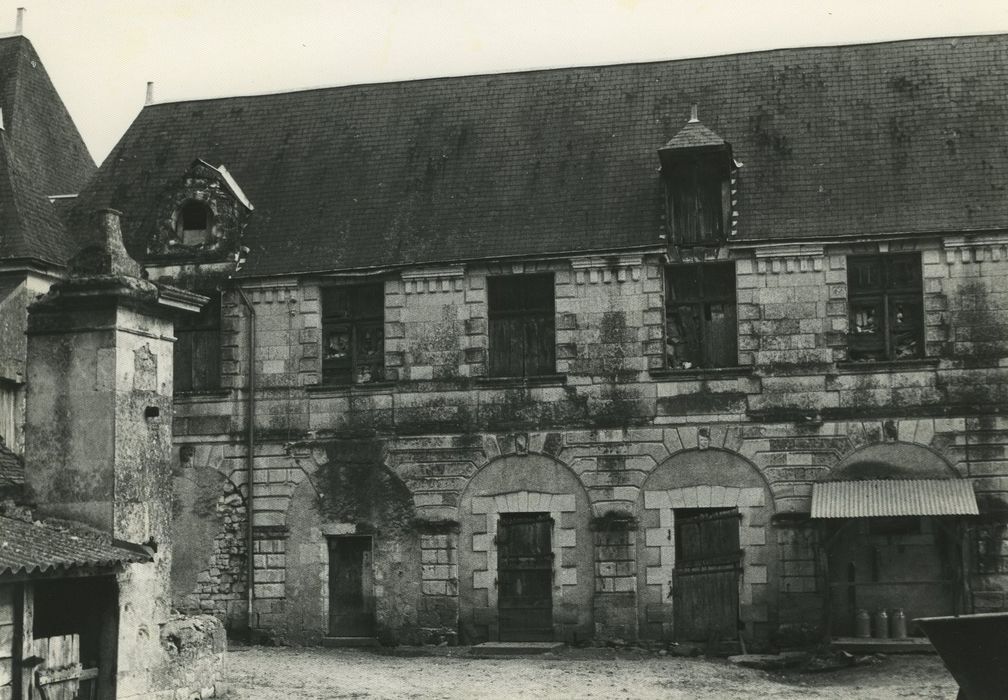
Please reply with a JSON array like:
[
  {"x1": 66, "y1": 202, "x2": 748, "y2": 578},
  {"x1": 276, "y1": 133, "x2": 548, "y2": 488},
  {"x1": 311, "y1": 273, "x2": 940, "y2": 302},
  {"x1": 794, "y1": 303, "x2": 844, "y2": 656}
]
[{"x1": 235, "y1": 284, "x2": 256, "y2": 639}]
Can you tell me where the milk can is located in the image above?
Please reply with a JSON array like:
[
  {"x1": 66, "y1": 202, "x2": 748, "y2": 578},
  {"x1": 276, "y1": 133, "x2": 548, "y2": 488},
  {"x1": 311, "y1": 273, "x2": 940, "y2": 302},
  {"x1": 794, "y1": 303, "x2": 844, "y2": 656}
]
[
  {"x1": 855, "y1": 609, "x2": 871, "y2": 638},
  {"x1": 889, "y1": 608, "x2": 908, "y2": 639},
  {"x1": 873, "y1": 609, "x2": 889, "y2": 638}
]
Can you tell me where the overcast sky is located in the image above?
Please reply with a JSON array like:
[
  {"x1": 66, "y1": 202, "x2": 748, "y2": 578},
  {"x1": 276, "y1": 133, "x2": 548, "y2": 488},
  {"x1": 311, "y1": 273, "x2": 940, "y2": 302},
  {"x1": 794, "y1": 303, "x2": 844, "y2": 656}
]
[{"x1": 4, "y1": 0, "x2": 1007, "y2": 164}]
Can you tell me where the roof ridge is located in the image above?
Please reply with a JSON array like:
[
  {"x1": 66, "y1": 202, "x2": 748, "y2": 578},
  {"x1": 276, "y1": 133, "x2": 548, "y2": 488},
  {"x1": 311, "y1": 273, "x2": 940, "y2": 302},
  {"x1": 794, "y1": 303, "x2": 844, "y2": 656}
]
[{"x1": 142, "y1": 31, "x2": 1008, "y2": 109}]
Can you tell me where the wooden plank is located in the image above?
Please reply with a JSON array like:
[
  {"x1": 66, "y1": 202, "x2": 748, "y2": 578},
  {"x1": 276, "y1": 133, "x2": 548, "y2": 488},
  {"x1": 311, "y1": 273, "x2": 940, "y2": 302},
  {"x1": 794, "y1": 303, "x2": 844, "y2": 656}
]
[
  {"x1": 32, "y1": 638, "x2": 47, "y2": 665},
  {"x1": 0, "y1": 624, "x2": 13, "y2": 658},
  {"x1": 0, "y1": 587, "x2": 12, "y2": 626},
  {"x1": 21, "y1": 584, "x2": 33, "y2": 700}
]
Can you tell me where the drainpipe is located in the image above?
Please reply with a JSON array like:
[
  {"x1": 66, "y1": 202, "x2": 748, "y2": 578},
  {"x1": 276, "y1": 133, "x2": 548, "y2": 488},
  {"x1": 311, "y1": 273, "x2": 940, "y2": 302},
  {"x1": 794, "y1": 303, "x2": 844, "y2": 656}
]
[{"x1": 235, "y1": 284, "x2": 256, "y2": 638}]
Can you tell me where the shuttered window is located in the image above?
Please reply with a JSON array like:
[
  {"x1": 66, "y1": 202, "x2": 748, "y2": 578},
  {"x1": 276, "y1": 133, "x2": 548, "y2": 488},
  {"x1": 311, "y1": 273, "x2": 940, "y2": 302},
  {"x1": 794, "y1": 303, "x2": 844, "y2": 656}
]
[
  {"x1": 174, "y1": 292, "x2": 221, "y2": 392},
  {"x1": 847, "y1": 253, "x2": 923, "y2": 361},
  {"x1": 664, "y1": 155, "x2": 730, "y2": 246},
  {"x1": 488, "y1": 274, "x2": 555, "y2": 378},
  {"x1": 321, "y1": 284, "x2": 385, "y2": 385},
  {"x1": 665, "y1": 263, "x2": 737, "y2": 369}
]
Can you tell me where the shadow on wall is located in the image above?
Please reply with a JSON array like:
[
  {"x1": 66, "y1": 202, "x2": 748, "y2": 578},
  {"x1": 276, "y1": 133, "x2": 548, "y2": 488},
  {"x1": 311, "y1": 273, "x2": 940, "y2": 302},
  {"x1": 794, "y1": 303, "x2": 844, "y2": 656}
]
[
  {"x1": 171, "y1": 446, "x2": 247, "y2": 630},
  {"x1": 282, "y1": 438, "x2": 421, "y2": 644}
]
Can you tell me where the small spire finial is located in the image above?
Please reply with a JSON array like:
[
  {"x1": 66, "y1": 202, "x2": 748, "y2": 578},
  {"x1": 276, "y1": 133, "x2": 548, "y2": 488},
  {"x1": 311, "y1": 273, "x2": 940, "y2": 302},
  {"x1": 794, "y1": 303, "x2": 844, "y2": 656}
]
[
  {"x1": 145, "y1": 81, "x2": 154, "y2": 106},
  {"x1": 689, "y1": 104, "x2": 699, "y2": 123},
  {"x1": 15, "y1": 8, "x2": 24, "y2": 35}
]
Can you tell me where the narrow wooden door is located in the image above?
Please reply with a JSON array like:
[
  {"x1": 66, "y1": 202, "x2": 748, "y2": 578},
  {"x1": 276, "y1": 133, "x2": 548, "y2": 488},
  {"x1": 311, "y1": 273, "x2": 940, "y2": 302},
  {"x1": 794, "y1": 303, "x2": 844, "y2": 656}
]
[
  {"x1": 328, "y1": 537, "x2": 375, "y2": 637},
  {"x1": 33, "y1": 634, "x2": 86, "y2": 700},
  {"x1": 672, "y1": 508, "x2": 742, "y2": 642},
  {"x1": 497, "y1": 513, "x2": 554, "y2": 641}
]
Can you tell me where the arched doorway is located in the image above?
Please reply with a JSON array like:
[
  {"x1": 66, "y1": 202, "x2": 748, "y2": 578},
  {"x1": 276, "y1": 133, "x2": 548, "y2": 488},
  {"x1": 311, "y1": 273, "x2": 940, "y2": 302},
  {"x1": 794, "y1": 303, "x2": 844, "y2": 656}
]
[
  {"x1": 815, "y1": 442, "x2": 976, "y2": 638},
  {"x1": 458, "y1": 454, "x2": 593, "y2": 643},
  {"x1": 637, "y1": 448, "x2": 775, "y2": 645},
  {"x1": 283, "y1": 441, "x2": 421, "y2": 644}
]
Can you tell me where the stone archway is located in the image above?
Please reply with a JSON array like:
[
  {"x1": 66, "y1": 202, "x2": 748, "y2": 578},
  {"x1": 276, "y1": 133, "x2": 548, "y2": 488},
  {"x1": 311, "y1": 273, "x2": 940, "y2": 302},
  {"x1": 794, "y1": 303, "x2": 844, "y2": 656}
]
[
  {"x1": 281, "y1": 439, "x2": 422, "y2": 644},
  {"x1": 458, "y1": 453, "x2": 593, "y2": 644},
  {"x1": 636, "y1": 448, "x2": 776, "y2": 644},
  {"x1": 817, "y1": 440, "x2": 968, "y2": 636},
  {"x1": 827, "y1": 441, "x2": 957, "y2": 481}
]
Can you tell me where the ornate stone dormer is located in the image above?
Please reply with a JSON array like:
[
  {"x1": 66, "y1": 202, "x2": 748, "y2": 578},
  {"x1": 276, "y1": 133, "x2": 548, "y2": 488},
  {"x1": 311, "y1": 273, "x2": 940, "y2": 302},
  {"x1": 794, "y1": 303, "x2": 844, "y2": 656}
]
[
  {"x1": 147, "y1": 158, "x2": 253, "y2": 262},
  {"x1": 657, "y1": 106, "x2": 739, "y2": 252}
]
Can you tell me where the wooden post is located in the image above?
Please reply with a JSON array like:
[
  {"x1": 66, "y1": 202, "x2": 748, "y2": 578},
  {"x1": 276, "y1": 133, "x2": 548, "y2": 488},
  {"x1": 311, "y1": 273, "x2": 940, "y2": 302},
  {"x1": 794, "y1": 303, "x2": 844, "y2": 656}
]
[{"x1": 19, "y1": 583, "x2": 32, "y2": 700}]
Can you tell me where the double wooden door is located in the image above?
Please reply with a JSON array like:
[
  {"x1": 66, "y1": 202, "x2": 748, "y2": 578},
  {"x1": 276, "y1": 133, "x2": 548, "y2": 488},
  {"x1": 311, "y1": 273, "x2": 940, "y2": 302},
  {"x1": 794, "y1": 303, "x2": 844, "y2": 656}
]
[
  {"x1": 497, "y1": 513, "x2": 554, "y2": 641},
  {"x1": 672, "y1": 508, "x2": 742, "y2": 642},
  {"x1": 328, "y1": 536, "x2": 375, "y2": 637}
]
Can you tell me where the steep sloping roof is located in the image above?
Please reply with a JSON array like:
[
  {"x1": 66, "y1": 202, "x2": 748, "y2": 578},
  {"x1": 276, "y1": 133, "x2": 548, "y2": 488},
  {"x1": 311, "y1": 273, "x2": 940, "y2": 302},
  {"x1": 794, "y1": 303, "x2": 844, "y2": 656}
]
[
  {"x1": 75, "y1": 34, "x2": 1008, "y2": 277},
  {"x1": 662, "y1": 119, "x2": 727, "y2": 150},
  {"x1": 0, "y1": 513, "x2": 152, "y2": 576},
  {"x1": 0, "y1": 35, "x2": 95, "y2": 266}
]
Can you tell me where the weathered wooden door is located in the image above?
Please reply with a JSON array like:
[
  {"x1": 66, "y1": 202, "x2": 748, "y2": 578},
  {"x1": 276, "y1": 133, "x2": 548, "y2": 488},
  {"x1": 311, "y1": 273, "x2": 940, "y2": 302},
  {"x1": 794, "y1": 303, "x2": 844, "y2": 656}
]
[
  {"x1": 672, "y1": 508, "x2": 742, "y2": 642},
  {"x1": 328, "y1": 537, "x2": 375, "y2": 637},
  {"x1": 33, "y1": 633, "x2": 95, "y2": 700},
  {"x1": 497, "y1": 513, "x2": 554, "y2": 641}
]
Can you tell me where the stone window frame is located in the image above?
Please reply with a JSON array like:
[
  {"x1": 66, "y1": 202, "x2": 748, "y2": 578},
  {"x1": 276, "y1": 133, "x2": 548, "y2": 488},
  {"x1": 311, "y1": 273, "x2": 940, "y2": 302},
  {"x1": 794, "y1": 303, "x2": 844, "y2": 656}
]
[
  {"x1": 320, "y1": 283, "x2": 386, "y2": 385},
  {"x1": 664, "y1": 261, "x2": 739, "y2": 370},
  {"x1": 643, "y1": 486, "x2": 768, "y2": 631},
  {"x1": 470, "y1": 491, "x2": 577, "y2": 610},
  {"x1": 846, "y1": 252, "x2": 924, "y2": 362}
]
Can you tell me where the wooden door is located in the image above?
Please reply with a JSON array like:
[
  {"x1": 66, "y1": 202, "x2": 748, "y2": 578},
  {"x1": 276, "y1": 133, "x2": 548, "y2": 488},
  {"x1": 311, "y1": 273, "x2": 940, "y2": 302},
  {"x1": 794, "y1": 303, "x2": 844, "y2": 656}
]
[
  {"x1": 497, "y1": 513, "x2": 554, "y2": 641},
  {"x1": 32, "y1": 634, "x2": 96, "y2": 700},
  {"x1": 672, "y1": 508, "x2": 742, "y2": 642},
  {"x1": 328, "y1": 537, "x2": 375, "y2": 637}
]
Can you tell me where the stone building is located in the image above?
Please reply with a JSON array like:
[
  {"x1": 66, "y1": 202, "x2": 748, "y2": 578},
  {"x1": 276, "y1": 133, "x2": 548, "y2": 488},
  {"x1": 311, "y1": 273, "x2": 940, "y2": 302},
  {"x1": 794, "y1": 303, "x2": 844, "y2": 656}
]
[
  {"x1": 69, "y1": 33, "x2": 1008, "y2": 649},
  {"x1": 0, "y1": 25, "x2": 96, "y2": 454}
]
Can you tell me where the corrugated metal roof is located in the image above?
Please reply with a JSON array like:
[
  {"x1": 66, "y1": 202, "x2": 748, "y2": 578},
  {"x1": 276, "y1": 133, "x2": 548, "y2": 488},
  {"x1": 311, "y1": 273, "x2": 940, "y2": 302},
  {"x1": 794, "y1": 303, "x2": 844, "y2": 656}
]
[
  {"x1": 0, "y1": 514, "x2": 153, "y2": 577},
  {"x1": 811, "y1": 479, "x2": 979, "y2": 519}
]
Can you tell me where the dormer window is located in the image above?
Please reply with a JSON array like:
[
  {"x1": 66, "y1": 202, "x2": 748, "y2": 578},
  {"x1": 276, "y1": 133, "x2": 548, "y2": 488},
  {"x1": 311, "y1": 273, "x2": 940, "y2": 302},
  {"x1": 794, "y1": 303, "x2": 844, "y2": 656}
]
[
  {"x1": 177, "y1": 200, "x2": 214, "y2": 246},
  {"x1": 149, "y1": 159, "x2": 253, "y2": 261},
  {"x1": 658, "y1": 106, "x2": 734, "y2": 247}
]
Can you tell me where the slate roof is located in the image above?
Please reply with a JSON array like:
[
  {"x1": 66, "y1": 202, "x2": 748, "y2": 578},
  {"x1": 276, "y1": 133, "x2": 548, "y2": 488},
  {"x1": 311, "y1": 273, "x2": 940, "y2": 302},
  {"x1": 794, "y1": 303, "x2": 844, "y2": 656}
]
[
  {"x1": 74, "y1": 34, "x2": 1008, "y2": 277},
  {"x1": 0, "y1": 35, "x2": 96, "y2": 267},
  {"x1": 661, "y1": 120, "x2": 728, "y2": 150},
  {"x1": 0, "y1": 512, "x2": 152, "y2": 577}
]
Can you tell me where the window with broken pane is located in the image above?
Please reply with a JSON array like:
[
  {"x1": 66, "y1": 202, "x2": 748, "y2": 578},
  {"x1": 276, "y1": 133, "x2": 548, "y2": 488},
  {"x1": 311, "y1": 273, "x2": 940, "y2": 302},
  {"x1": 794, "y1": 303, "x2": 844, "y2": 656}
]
[
  {"x1": 665, "y1": 263, "x2": 737, "y2": 369},
  {"x1": 846, "y1": 253, "x2": 923, "y2": 361},
  {"x1": 488, "y1": 274, "x2": 555, "y2": 378},
  {"x1": 321, "y1": 283, "x2": 385, "y2": 384}
]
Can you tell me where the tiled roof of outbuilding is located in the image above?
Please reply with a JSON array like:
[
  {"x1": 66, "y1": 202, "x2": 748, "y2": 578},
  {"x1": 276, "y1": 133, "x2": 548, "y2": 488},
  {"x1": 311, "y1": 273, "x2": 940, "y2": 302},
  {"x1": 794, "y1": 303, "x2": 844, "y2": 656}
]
[
  {"x1": 74, "y1": 34, "x2": 1008, "y2": 277},
  {"x1": 0, "y1": 440, "x2": 22, "y2": 488},
  {"x1": 0, "y1": 35, "x2": 96, "y2": 266},
  {"x1": 0, "y1": 512, "x2": 152, "y2": 577}
]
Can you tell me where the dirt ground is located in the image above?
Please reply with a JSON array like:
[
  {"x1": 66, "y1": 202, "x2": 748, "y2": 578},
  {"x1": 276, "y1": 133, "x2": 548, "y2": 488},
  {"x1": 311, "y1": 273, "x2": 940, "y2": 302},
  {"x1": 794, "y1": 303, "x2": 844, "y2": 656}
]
[{"x1": 223, "y1": 645, "x2": 959, "y2": 699}]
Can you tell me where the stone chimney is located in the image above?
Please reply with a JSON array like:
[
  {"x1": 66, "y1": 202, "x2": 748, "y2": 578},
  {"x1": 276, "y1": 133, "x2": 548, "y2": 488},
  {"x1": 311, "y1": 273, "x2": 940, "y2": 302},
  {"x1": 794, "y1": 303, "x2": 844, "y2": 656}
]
[{"x1": 24, "y1": 208, "x2": 206, "y2": 695}]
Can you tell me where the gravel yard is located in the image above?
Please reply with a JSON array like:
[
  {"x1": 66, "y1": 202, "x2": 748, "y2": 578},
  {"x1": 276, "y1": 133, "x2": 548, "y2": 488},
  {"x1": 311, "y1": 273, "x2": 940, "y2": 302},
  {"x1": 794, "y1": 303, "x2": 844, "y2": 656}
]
[{"x1": 224, "y1": 645, "x2": 958, "y2": 699}]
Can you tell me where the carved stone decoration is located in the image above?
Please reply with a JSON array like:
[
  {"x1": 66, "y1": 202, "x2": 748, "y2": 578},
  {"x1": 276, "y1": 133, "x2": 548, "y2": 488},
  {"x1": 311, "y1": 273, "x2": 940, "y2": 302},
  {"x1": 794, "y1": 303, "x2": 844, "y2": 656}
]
[{"x1": 147, "y1": 159, "x2": 253, "y2": 262}]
